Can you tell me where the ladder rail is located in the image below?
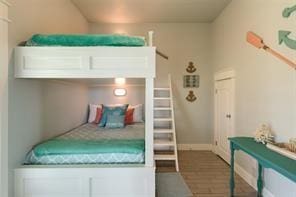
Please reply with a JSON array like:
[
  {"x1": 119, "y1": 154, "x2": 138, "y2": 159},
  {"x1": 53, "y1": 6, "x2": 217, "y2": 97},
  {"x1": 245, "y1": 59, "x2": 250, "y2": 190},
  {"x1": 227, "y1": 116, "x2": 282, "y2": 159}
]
[
  {"x1": 168, "y1": 74, "x2": 179, "y2": 172},
  {"x1": 153, "y1": 74, "x2": 179, "y2": 172}
]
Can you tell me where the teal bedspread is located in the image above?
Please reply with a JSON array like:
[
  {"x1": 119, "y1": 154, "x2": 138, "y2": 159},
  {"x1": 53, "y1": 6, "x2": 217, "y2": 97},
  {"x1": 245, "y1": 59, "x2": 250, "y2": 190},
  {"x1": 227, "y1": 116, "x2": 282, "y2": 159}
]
[
  {"x1": 26, "y1": 34, "x2": 146, "y2": 47},
  {"x1": 33, "y1": 139, "x2": 145, "y2": 157}
]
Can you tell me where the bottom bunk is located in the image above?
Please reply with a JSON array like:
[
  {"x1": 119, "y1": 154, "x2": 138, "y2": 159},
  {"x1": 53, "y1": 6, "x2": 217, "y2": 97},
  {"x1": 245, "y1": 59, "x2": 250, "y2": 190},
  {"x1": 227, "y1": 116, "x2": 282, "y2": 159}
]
[
  {"x1": 15, "y1": 121, "x2": 155, "y2": 197},
  {"x1": 15, "y1": 165, "x2": 155, "y2": 197},
  {"x1": 25, "y1": 123, "x2": 145, "y2": 165}
]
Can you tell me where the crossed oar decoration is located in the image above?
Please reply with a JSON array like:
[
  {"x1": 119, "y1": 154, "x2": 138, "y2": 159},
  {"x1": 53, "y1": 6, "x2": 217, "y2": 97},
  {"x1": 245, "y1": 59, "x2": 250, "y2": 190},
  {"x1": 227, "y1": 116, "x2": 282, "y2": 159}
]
[
  {"x1": 280, "y1": 4, "x2": 296, "y2": 50},
  {"x1": 247, "y1": 4, "x2": 296, "y2": 70},
  {"x1": 247, "y1": 31, "x2": 296, "y2": 69}
]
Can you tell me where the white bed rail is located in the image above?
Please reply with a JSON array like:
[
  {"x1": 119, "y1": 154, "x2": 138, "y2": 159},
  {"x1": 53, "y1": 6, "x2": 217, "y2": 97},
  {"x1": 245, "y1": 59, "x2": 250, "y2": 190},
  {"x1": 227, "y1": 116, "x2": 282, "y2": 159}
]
[{"x1": 148, "y1": 31, "x2": 154, "y2": 47}]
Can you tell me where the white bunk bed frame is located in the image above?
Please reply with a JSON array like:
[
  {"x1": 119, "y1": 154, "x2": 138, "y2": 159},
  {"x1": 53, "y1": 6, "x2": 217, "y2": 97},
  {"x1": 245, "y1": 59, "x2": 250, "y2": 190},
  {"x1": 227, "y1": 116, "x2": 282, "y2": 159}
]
[{"x1": 14, "y1": 32, "x2": 156, "y2": 197}]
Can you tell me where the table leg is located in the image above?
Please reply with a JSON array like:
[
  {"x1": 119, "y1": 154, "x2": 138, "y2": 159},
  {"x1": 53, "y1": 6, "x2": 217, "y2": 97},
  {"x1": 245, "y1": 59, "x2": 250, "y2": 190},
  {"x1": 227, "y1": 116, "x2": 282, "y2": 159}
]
[
  {"x1": 230, "y1": 142, "x2": 235, "y2": 197},
  {"x1": 257, "y1": 163, "x2": 263, "y2": 197}
]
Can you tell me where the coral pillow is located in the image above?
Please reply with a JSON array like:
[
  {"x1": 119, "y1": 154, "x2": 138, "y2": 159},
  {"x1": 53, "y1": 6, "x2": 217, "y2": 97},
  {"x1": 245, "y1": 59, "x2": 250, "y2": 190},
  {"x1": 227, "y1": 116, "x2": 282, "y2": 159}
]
[
  {"x1": 125, "y1": 108, "x2": 134, "y2": 125},
  {"x1": 94, "y1": 107, "x2": 103, "y2": 124}
]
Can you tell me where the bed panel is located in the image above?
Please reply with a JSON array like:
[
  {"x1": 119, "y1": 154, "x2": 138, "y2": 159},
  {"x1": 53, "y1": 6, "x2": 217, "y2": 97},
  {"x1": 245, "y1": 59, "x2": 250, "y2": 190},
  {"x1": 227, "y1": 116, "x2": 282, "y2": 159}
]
[
  {"x1": 15, "y1": 166, "x2": 155, "y2": 197},
  {"x1": 23, "y1": 177, "x2": 86, "y2": 197},
  {"x1": 23, "y1": 56, "x2": 84, "y2": 70},
  {"x1": 14, "y1": 47, "x2": 155, "y2": 78}
]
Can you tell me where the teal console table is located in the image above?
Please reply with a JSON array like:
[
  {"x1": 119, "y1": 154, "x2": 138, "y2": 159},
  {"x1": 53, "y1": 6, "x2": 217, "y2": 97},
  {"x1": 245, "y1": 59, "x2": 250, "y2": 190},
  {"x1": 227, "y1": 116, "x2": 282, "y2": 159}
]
[{"x1": 229, "y1": 137, "x2": 296, "y2": 197}]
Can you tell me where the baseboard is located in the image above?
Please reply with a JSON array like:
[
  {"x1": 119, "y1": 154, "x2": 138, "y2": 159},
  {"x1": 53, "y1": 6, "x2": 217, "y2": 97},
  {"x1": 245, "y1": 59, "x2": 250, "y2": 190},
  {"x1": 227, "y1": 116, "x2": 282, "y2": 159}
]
[
  {"x1": 177, "y1": 144, "x2": 213, "y2": 151},
  {"x1": 234, "y1": 163, "x2": 257, "y2": 189},
  {"x1": 263, "y1": 187, "x2": 274, "y2": 197},
  {"x1": 234, "y1": 163, "x2": 274, "y2": 197}
]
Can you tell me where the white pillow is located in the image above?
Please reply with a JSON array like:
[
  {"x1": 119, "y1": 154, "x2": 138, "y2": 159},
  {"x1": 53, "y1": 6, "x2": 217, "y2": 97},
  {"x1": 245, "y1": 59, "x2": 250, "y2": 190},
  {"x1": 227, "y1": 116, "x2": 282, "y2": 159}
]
[
  {"x1": 88, "y1": 104, "x2": 102, "y2": 123},
  {"x1": 130, "y1": 104, "x2": 144, "y2": 123}
]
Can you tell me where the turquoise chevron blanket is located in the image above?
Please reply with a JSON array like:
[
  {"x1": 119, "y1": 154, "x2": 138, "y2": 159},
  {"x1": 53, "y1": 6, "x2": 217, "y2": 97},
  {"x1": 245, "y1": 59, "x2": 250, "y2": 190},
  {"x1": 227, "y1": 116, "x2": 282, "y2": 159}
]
[
  {"x1": 26, "y1": 34, "x2": 146, "y2": 47},
  {"x1": 33, "y1": 139, "x2": 145, "y2": 157}
]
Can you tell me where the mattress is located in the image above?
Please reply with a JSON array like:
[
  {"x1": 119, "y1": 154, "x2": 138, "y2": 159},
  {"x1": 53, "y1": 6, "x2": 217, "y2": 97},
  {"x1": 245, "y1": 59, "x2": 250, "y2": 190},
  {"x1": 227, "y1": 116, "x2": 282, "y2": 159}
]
[
  {"x1": 25, "y1": 34, "x2": 146, "y2": 47},
  {"x1": 25, "y1": 123, "x2": 145, "y2": 165}
]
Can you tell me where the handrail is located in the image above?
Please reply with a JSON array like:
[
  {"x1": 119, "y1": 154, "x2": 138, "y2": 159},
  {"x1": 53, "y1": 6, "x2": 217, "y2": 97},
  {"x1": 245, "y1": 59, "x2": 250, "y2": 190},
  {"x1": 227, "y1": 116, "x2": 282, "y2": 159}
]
[
  {"x1": 156, "y1": 50, "x2": 169, "y2": 60},
  {"x1": 148, "y1": 31, "x2": 169, "y2": 60}
]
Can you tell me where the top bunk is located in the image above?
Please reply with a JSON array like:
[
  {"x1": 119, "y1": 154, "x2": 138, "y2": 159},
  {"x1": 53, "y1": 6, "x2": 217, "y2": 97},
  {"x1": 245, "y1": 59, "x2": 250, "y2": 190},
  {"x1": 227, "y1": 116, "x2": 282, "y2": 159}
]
[{"x1": 14, "y1": 32, "x2": 156, "y2": 79}]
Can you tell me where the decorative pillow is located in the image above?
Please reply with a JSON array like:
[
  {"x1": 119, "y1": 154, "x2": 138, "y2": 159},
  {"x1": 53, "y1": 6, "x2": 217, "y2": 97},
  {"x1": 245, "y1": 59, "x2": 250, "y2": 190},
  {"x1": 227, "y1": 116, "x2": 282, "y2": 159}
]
[
  {"x1": 99, "y1": 104, "x2": 129, "y2": 127},
  {"x1": 125, "y1": 108, "x2": 134, "y2": 125},
  {"x1": 94, "y1": 107, "x2": 103, "y2": 124},
  {"x1": 130, "y1": 104, "x2": 144, "y2": 123},
  {"x1": 105, "y1": 114, "x2": 125, "y2": 129},
  {"x1": 88, "y1": 104, "x2": 102, "y2": 123}
]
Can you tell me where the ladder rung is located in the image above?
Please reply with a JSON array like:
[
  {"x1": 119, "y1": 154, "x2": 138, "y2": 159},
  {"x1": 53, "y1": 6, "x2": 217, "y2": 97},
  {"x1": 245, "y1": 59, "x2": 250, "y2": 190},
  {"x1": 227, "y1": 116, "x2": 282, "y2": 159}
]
[
  {"x1": 154, "y1": 97, "x2": 171, "y2": 100},
  {"x1": 154, "y1": 154, "x2": 176, "y2": 160},
  {"x1": 154, "y1": 139, "x2": 174, "y2": 146},
  {"x1": 154, "y1": 129, "x2": 174, "y2": 134},
  {"x1": 154, "y1": 107, "x2": 172, "y2": 110},
  {"x1": 154, "y1": 88, "x2": 170, "y2": 91},
  {"x1": 154, "y1": 118, "x2": 172, "y2": 121}
]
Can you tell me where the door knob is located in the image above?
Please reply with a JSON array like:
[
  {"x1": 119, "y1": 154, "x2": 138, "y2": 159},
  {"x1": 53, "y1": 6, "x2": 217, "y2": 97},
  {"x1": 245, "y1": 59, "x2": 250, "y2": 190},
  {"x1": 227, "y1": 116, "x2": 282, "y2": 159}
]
[{"x1": 226, "y1": 114, "x2": 231, "y2": 118}]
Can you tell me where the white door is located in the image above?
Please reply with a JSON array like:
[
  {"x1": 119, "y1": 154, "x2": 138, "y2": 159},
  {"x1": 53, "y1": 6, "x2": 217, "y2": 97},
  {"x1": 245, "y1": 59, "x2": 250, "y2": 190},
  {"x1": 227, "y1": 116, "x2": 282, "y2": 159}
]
[{"x1": 214, "y1": 77, "x2": 235, "y2": 163}]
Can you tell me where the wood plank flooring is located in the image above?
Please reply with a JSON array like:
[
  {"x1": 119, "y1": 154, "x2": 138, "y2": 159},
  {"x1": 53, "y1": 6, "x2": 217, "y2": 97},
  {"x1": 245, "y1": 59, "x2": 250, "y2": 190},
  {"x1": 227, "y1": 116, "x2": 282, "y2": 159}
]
[{"x1": 156, "y1": 151, "x2": 257, "y2": 197}]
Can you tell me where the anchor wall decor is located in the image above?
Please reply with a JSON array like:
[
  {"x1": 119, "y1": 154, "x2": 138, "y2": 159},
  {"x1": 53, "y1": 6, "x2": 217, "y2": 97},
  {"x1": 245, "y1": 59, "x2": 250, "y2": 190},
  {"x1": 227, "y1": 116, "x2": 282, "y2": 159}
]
[
  {"x1": 186, "y1": 62, "x2": 197, "y2": 73},
  {"x1": 186, "y1": 91, "x2": 197, "y2": 102}
]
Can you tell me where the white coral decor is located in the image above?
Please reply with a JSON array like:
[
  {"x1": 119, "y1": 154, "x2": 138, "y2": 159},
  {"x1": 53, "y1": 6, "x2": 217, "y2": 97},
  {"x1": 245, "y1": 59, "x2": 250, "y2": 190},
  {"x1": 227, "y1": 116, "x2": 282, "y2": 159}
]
[{"x1": 254, "y1": 124, "x2": 274, "y2": 144}]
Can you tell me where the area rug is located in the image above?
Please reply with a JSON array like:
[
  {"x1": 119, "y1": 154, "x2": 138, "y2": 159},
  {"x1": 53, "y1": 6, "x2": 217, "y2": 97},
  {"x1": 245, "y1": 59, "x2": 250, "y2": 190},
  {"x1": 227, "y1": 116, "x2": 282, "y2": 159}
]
[{"x1": 156, "y1": 172, "x2": 193, "y2": 197}]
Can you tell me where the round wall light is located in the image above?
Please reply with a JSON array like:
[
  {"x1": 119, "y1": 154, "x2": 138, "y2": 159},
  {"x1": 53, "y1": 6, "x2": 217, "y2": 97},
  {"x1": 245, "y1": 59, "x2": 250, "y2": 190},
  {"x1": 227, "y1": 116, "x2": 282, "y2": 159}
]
[{"x1": 114, "y1": 88, "x2": 127, "y2": 96}]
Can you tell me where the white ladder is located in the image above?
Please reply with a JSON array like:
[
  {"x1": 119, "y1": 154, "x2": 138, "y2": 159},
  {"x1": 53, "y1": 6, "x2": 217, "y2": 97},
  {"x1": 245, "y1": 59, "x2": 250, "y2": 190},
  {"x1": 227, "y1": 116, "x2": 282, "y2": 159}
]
[{"x1": 153, "y1": 74, "x2": 179, "y2": 172}]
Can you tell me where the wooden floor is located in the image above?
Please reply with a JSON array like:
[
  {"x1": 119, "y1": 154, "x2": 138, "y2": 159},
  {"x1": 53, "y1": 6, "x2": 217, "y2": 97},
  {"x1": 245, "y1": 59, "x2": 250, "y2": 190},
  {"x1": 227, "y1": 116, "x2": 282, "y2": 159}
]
[{"x1": 156, "y1": 151, "x2": 256, "y2": 197}]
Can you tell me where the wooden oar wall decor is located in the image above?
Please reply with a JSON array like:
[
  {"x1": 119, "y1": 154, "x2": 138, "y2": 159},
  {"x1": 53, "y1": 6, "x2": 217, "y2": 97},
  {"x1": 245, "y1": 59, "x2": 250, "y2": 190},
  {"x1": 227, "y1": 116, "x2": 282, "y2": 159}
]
[{"x1": 246, "y1": 31, "x2": 296, "y2": 70}]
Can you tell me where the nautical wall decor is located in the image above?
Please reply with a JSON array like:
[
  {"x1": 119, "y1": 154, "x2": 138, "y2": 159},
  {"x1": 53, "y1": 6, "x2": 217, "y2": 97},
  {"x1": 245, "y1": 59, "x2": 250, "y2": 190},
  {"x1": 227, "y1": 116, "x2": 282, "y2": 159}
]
[
  {"x1": 184, "y1": 61, "x2": 199, "y2": 102},
  {"x1": 186, "y1": 91, "x2": 197, "y2": 102},
  {"x1": 183, "y1": 75, "x2": 199, "y2": 88},
  {"x1": 279, "y1": 4, "x2": 296, "y2": 50},
  {"x1": 247, "y1": 31, "x2": 296, "y2": 69},
  {"x1": 282, "y1": 4, "x2": 296, "y2": 18},
  {"x1": 186, "y1": 62, "x2": 197, "y2": 73}
]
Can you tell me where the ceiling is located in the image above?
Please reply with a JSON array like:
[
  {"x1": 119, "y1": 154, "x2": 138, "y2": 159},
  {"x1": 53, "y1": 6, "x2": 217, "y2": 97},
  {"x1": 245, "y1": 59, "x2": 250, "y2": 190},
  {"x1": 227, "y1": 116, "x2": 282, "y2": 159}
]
[{"x1": 71, "y1": 0, "x2": 232, "y2": 23}]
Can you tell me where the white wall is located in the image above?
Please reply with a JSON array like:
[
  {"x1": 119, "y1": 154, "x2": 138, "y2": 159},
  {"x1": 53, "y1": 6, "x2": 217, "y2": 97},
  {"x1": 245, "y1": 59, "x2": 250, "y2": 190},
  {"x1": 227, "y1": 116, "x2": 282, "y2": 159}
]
[
  {"x1": 43, "y1": 81, "x2": 89, "y2": 139},
  {"x1": 212, "y1": 0, "x2": 296, "y2": 196},
  {"x1": 7, "y1": 0, "x2": 89, "y2": 196},
  {"x1": 89, "y1": 86, "x2": 145, "y2": 106},
  {"x1": 89, "y1": 23, "x2": 213, "y2": 145}
]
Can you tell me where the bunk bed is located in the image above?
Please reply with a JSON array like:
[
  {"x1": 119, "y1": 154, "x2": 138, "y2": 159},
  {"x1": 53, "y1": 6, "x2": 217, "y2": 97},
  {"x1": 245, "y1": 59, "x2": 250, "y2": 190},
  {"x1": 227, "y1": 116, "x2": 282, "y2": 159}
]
[{"x1": 14, "y1": 32, "x2": 155, "y2": 197}]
